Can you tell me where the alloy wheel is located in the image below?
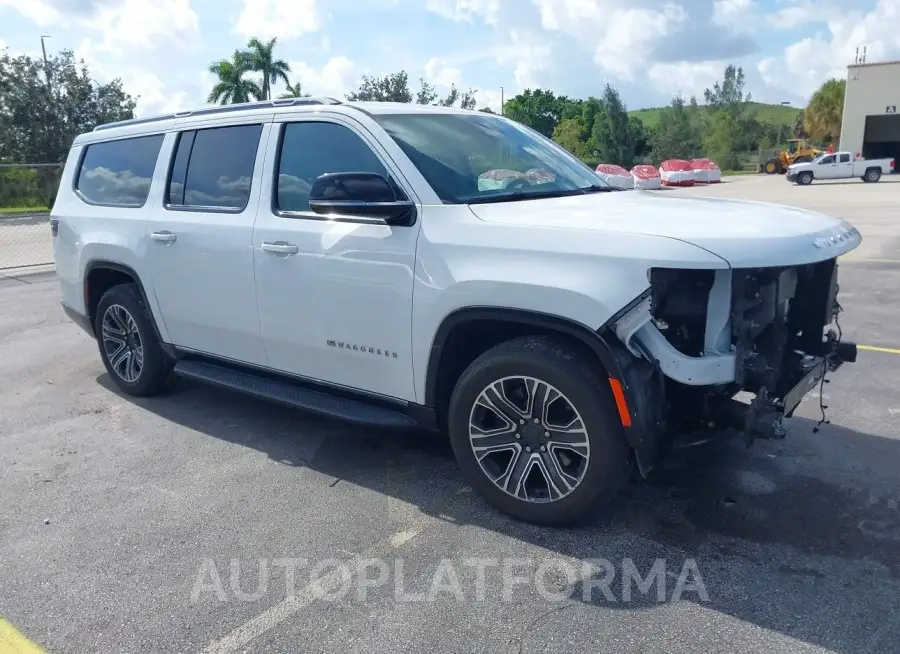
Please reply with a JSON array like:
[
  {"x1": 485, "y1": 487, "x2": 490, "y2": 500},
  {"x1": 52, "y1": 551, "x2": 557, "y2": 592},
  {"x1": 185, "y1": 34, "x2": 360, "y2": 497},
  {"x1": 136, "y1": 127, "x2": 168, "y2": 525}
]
[
  {"x1": 468, "y1": 376, "x2": 591, "y2": 503},
  {"x1": 101, "y1": 304, "x2": 144, "y2": 383}
]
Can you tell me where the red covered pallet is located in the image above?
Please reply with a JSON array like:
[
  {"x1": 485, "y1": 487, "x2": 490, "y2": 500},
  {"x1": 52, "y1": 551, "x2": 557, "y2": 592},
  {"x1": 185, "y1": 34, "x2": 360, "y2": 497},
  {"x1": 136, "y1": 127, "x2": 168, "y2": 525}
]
[
  {"x1": 659, "y1": 159, "x2": 695, "y2": 187},
  {"x1": 689, "y1": 158, "x2": 722, "y2": 184},
  {"x1": 631, "y1": 164, "x2": 662, "y2": 190},
  {"x1": 595, "y1": 163, "x2": 634, "y2": 189}
]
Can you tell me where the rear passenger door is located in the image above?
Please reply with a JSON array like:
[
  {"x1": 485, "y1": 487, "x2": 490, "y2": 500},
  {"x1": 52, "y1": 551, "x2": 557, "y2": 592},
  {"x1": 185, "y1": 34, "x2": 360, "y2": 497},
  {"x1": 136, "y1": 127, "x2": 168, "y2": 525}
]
[
  {"x1": 252, "y1": 116, "x2": 421, "y2": 401},
  {"x1": 144, "y1": 120, "x2": 271, "y2": 365}
]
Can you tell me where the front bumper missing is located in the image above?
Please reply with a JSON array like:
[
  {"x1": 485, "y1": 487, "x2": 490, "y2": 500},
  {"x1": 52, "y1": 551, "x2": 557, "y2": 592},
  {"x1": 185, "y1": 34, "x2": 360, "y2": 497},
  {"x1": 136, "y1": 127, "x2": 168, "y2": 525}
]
[{"x1": 719, "y1": 339, "x2": 858, "y2": 443}]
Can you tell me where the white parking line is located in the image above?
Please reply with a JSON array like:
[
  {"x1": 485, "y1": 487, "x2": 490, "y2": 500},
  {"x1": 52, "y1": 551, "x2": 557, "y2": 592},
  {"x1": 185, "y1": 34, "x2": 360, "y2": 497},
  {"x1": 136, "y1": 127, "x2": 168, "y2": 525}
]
[{"x1": 200, "y1": 520, "x2": 428, "y2": 654}]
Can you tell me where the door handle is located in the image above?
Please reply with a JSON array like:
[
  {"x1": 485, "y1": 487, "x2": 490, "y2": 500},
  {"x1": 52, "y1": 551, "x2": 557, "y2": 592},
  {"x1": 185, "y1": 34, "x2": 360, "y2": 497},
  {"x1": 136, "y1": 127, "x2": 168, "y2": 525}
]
[
  {"x1": 151, "y1": 231, "x2": 177, "y2": 243},
  {"x1": 261, "y1": 241, "x2": 299, "y2": 255}
]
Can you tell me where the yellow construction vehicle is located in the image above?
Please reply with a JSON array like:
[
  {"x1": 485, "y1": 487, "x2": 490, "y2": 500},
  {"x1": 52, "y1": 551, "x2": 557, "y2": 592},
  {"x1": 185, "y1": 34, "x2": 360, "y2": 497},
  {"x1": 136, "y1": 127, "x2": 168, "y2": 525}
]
[{"x1": 763, "y1": 139, "x2": 824, "y2": 174}]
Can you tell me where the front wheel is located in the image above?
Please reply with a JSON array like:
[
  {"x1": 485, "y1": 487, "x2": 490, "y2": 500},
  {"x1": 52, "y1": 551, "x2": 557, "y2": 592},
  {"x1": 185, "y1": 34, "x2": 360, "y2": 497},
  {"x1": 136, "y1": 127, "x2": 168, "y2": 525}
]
[
  {"x1": 798, "y1": 171, "x2": 814, "y2": 186},
  {"x1": 447, "y1": 336, "x2": 630, "y2": 525}
]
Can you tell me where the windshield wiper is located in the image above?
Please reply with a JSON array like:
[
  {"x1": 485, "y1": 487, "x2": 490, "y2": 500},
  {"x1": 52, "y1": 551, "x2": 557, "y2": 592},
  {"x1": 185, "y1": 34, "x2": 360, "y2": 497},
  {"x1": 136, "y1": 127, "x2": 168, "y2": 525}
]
[
  {"x1": 467, "y1": 188, "x2": 585, "y2": 204},
  {"x1": 581, "y1": 184, "x2": 622, "y2": 193},
  {"x1": 467, "y1": 187, "x2": 599, "y2": 205}
]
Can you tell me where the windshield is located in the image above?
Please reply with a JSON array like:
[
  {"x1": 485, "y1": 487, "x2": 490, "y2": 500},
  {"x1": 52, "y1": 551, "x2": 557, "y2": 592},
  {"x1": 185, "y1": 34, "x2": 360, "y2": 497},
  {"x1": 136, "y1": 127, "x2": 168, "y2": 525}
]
[{"x1": 372, "y1": 112, "x2": 609, "y2": 204}]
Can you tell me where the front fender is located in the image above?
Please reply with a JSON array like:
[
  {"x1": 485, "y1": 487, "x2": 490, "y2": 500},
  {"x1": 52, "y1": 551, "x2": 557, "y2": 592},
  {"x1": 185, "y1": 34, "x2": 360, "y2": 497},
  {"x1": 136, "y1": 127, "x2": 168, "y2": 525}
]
[{"x1": 410, "y1": 213, "x2": 727, "y2": 403}]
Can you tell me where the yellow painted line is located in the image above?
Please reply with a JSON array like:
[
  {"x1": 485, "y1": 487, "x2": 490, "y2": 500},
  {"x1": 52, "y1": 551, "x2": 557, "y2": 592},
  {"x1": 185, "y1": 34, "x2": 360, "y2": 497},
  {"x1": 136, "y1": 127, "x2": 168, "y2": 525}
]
[
  {"x1": 858, "y1": 344, "x2": 900, "y2": 355},
  {"x1": 0, "y1": 617, "x2": 46, "y2": 654}
]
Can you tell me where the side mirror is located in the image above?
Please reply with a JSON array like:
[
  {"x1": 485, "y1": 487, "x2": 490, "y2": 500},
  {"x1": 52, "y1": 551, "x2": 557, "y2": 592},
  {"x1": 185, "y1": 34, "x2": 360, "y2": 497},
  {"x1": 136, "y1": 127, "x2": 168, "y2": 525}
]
[{"x1": 308, "y1": 172, "x2": 415, "y2": 225}]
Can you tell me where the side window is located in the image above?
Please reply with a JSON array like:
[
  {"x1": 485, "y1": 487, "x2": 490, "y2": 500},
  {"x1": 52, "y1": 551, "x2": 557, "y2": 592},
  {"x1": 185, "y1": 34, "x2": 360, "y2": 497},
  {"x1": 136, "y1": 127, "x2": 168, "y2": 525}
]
[
  {"x1": 76, "y1": 134, "x2": 164, "y2": 206},
  {"x1": 819, "y1": 155, "x2": 835, "y2": 164},
  {"x1": 276, "y1": 122, "x2": 388, "y2": 214},
  {"x1": 839, "y1": 153, "x2": 850, "y2": 163},
  {"x1": 166, "y1": 124, "x2": 263, "y2": 210}
]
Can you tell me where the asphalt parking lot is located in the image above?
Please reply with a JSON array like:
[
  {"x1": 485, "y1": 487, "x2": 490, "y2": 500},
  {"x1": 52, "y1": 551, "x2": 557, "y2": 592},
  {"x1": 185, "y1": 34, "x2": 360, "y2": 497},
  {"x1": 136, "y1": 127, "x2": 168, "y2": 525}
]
[{"x1": 2, "y1": 175, "x2": 899, "y2": 653}]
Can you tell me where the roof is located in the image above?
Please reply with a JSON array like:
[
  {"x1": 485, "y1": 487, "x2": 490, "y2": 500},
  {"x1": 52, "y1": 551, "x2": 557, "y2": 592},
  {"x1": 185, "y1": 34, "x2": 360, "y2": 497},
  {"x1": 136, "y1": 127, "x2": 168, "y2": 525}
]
[
  {"x1": 74, "y1": 97, "x2": 482, "y2": 145},
  {"x1": 848, "y1": 58, "x2": 900, "y2": 69}
]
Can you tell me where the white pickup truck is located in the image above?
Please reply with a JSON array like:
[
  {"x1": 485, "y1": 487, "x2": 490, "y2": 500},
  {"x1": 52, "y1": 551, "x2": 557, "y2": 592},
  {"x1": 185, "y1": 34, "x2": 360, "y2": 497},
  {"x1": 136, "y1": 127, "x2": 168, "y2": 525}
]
[{"x1": 786, "y1": 151, "x2": 895, "y2": 185}]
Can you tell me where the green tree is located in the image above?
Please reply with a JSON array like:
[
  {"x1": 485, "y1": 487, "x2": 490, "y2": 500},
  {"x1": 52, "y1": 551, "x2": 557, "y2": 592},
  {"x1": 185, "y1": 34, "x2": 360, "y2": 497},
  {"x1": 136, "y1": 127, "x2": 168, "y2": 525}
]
[
  {"x1": 208, "y1": 51, "x2": 261, "y2": 105},
  {"x1": 0, "y1": 49, "x2": 136, "y2": 164},
  {"x1": 278, "y1": 81, "x2": 309, "y2": 99},
  {"x1": 590, "y1": 84, "x2": 643, "y2": 167},
  {"x1": 416, "y1": 78, "x2": 438, "y2": 105},
  {"x1": 804, "y1": 78, "x2": 845, "y2": 143},
  {"x1": 436, "y1": 83, "x2": 477, "y2": 109},
  {"x1": 502, "y1": 89, "x2": 569, "y2": 137},
  {"x1": 652, "y1": 95, "x2": 703, "y2": 161},
  {"x1": 245, "y1": 37, "x2": 291, "y2": 101},
  {"x1": 347, "y1": 71, "x2": 413, "y2": 102},
  {"x1": 702, "y1": 65, "x2": 756, "y2": 167},
  {"x1": 552, "y1": 117, "x2": 587, "y2": 158}
]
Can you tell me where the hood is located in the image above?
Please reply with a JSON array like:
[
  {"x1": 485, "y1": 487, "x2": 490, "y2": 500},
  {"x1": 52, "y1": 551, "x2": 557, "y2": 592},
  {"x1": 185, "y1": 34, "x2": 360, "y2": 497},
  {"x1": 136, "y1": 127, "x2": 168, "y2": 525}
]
[{"x1": 468, "y1": 190, "x2": 861, "y2": 267}]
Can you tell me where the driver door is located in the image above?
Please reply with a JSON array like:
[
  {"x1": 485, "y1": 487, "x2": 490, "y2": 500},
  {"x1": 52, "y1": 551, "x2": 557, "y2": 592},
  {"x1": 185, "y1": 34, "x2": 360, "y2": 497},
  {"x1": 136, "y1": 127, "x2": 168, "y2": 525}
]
[
  {"x1": 251, "y1": 116, "x2": 422, "y2": 401},
  {"x1": 816, "y1": 154, "x2": 839, "y2": 179}
]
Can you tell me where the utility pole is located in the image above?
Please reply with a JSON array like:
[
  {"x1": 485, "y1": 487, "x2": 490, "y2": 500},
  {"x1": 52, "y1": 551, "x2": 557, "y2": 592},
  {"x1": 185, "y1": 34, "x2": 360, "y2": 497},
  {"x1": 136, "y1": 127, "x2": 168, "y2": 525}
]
[
  {"x1": 500, "y1": 86, "x2": 504, "y2": 116},
  {"x1": 40, "y1": 35, "x2": 51, "y2": 87}
]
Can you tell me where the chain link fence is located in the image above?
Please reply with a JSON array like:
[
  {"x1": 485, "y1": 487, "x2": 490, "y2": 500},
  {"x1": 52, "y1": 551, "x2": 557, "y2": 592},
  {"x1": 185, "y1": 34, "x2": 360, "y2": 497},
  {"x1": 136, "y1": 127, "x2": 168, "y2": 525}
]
[{"x1": 0, "y1": 163, "x2": 62, "y2": 271}]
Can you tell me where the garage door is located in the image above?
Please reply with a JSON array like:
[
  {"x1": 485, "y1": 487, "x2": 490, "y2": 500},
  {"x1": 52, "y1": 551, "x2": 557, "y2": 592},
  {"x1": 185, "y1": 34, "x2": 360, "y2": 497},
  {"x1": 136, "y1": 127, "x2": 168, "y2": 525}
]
[{"x1": 862, "y1": 114, "x2": 900, "y2": 171}]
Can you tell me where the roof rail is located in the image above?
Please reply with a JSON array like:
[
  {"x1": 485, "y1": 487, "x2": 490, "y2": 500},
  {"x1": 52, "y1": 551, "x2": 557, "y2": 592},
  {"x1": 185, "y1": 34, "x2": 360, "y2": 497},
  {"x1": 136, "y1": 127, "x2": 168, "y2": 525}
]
[{"x1": 93, "y1": 97, "x2": 343, "y2": 132}]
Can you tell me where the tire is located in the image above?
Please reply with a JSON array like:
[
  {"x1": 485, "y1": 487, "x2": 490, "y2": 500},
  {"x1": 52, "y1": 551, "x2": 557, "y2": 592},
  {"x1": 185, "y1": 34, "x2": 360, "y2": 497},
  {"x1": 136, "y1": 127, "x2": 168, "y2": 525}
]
[
  {"x1": 764, "y1": 159, "x2": 779, "y2": 175},
  {"x1": 446, "y1": 336, "x2": 630, "y2": 526},
  {"x1": 94, "y1": 283, "x2": 174, "y2": 397},
  {"x1": 798, "y1": 171, "x2": 813, "y2": 186},
  {"x1": 864, "y1": 168, "x2": 881, "y2": 183}
]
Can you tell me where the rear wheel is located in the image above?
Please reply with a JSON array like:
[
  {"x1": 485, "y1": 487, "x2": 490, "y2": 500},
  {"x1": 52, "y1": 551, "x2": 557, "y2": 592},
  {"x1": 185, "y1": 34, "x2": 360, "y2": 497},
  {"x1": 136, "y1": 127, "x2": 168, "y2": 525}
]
[
  {"x1": 95, "y1": 283, "x2": 174, "y2": 396},
  {"x1": 864, "y1": 168, "x2": 881, "y2": 183},
  {"x1": 798, "y1": 171, "x2": 813, "y2": 186},
  {"x1": 447, "y1": 336, "x2": 630, "y2": 525}
]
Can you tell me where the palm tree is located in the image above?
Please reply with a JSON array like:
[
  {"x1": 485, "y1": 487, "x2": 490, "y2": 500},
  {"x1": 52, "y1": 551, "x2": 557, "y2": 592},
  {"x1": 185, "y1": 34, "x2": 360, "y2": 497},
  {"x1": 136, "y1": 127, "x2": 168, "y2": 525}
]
[
  {"x1": 246, "y1": 37, "x2": 291, "y2": 101},
  {"x1": 804, "y1": 79, "x2": 846, "y2": 143},
  {"x1": 279, "y1": 81, "x2": 310, "y2": 100},
  {"x1": 207, "y1": 51, "x2": 261, "y2": 105}
]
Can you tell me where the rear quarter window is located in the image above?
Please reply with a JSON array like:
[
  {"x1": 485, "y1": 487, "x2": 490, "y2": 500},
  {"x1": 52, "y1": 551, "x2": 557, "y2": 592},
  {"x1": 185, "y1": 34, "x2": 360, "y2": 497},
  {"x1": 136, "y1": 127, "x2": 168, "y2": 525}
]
[{"x1": 75, "y1": 134, "x2": 164, "y2": 206}]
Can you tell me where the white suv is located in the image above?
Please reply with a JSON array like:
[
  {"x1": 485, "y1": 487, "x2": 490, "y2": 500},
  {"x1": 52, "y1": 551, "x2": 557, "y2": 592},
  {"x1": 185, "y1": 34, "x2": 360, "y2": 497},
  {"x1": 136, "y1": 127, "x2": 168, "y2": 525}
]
[{"x1": 52, "y1": 98, "x2": 861, "y2": 525}]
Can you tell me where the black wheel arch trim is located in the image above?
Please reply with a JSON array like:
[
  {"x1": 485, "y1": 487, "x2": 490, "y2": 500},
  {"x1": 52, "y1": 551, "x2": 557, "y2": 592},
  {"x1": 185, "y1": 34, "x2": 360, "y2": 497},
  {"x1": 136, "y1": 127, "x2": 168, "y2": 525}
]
[
  {"x1": 83, "y1": 260, "x2": 165, "y2": 344},
  {"x1": 425, "y1": 306, "x2": 630, "y2": 407}
]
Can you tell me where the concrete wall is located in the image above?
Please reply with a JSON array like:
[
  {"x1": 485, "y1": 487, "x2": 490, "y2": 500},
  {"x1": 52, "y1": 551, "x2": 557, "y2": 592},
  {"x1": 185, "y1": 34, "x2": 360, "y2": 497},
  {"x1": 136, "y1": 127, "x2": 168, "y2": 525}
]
[{"x1": 840, "y1": 61, "x2": 900, "y2": 155}]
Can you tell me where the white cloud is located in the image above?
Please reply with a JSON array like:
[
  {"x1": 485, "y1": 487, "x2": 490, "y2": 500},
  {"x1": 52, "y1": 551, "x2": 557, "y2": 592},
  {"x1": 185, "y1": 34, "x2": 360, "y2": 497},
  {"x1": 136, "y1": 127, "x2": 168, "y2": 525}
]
[
  {"x1": 424, "y1": 57, "x2": 462, "y2": 87},
  {"x1": 285, "y1": 56, "x2": 358, "y2": 99},
  {"x1": 712, "y1": 0, "x2": 756, "y2": 34},
  {"x1": 475, "y1": 88, "x2": 503, "y2": 112},
  {"x1": 646, "y1": 61, "x2": 724, "y2": 98},
  {"x1": 758, "y1": 0, "x2": 900, "y2": 101},
  {"x1": 531, "y1": 0, "x2": 687, "y2": 80},
  {"x1": 426, "y1": 0, "x2": 501, "y2": 24},
  {"x1": 233, "y1": 0, "x2": 320, "y2": 41},
  {"x1": 90, "y1": 0, "x2": 199, "y2": 53},
  {"x1": 0, "y1": 0, "x2": 59, "y2": 25},
  {"x1": 493, "y1": 30, "x2": 552, "y2": 88}
]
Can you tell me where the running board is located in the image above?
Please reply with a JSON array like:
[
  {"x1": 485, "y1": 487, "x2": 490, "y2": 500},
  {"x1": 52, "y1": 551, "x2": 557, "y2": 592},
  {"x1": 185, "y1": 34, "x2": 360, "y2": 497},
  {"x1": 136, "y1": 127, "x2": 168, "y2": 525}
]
[{"x1": 173, "y1": 359, "x2": 421, "y2": 429}]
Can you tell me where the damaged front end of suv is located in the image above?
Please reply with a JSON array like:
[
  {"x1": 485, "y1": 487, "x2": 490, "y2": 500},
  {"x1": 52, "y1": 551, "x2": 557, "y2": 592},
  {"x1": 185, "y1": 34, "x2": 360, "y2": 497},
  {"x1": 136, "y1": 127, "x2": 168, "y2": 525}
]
[{"x1": 610, "y1": 256, "x2": 858, "y2": 476}]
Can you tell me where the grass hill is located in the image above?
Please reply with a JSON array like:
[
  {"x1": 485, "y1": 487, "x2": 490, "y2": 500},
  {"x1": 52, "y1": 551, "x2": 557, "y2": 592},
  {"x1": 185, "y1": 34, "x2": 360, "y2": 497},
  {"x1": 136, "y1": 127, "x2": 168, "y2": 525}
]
[{"x1": 629, "y1": 101, "x2": 801, "y2": 130}]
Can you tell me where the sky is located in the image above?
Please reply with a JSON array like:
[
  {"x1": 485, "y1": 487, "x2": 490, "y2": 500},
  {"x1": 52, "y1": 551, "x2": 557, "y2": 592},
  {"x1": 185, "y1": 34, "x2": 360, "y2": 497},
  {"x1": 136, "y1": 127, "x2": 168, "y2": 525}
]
[{"x1": 1, "y1": 0, "x2": 898, "y2": 118}]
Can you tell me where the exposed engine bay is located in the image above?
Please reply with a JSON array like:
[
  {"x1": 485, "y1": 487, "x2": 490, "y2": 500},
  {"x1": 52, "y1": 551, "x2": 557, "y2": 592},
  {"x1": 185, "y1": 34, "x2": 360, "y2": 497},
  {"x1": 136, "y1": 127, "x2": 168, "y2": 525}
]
[{"x1": 611, "y1": 257, "x2": 858, "y2": 473}]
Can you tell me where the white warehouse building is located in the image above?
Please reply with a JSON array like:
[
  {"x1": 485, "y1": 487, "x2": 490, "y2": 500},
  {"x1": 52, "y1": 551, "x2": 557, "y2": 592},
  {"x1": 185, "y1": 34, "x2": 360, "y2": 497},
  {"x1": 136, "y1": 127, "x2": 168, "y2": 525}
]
[{"x1": 840, "y1": 59, "x2": 900, "y2": 166}]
